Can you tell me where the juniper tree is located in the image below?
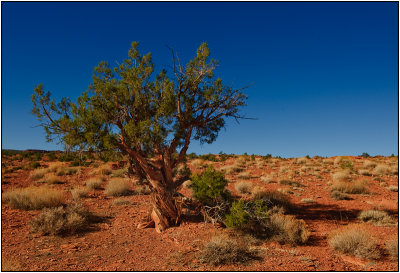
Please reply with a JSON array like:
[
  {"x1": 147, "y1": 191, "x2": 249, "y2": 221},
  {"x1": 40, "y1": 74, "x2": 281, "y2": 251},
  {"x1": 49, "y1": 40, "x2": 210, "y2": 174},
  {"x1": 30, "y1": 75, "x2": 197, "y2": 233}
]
[{"x1": 32, "y1": 42, "x2": 248, "y2": 232}]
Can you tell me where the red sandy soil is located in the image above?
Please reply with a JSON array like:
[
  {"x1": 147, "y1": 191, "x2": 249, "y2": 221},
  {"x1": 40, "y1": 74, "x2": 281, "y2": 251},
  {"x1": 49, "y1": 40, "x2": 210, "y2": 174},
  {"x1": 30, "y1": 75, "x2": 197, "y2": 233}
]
[{"x1": 1, "y1": 155, "x2": 398, "y2": 271}]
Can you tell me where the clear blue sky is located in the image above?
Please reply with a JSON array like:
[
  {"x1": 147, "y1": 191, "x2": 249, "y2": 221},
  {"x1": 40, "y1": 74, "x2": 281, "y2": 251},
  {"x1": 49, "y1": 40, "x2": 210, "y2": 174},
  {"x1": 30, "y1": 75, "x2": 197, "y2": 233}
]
[{"x1": 2, "y1": 2, "x2": 398, "y2": 157}]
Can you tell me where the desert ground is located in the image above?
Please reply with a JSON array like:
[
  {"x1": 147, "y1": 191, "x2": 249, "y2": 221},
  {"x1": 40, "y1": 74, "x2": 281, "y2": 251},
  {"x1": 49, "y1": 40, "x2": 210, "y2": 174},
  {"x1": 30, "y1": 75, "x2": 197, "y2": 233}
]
[{"x1": 1, "y1": 151, "x2": 398, "y2": 271}]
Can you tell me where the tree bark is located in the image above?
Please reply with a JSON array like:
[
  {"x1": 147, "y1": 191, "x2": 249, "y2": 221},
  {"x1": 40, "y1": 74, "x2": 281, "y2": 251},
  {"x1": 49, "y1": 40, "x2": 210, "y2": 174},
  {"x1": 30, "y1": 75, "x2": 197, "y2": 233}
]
[{"x1": 137, "y1": 184, "x2": 182, "y2": 233}]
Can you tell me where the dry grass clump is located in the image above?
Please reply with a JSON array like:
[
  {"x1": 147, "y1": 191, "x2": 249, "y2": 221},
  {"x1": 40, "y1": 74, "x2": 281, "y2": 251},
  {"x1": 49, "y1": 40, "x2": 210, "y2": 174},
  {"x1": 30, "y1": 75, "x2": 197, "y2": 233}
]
[
  {"x1": 105, "y1": 178, "x2": 132, "y2": 196},
  {"x1": 1, "y1": 257, "x2": 21, "y2": 271},
  {"x1": 357, "y1": 169, "x2": 371, "y2": 176},
  {"x1": 279, "y1": 166, "x2": 289, "y2": 174},
  {"x1": 71, "y1": 187, "x2": 89, "y2": 200},
  {"x1": 329, "y1": 224, "x2": 380, "y2": 259},
  {"x1": 221, "y1": 164, "x2": 244, "y2": 175},
  {"x1": 191, "y1": 159, "x2": 206, "y2": 169},
  {"x1": 89, "y1": 164, "x2": 112, "y2": 176},
  {"x1": 111, "y1": 168, "x2": 128, "y2": 178},
  {"x1": 199, "y1": 235, "x2": 260, "y2": 265},
  {"x1": 135, "y1": 185, "x2": 151, "y2": 195},
  {"x1": 31, "y1": 203, "x2": 94, "y2": 236},
  {"x1": 237, "y1": 171, "x2": 252, "y2": 179},
  {"x1": 330, "y1": 190, "x2": 351, "y2": 200},
  {"x1": 322, "y1": 158, "x2": 334, "y2": 165},
  {"x1": 85, "y1": 177, "x2": 103, "y2": 190},
  {"x1": 252, "y1": 190, "x2": 291, "y2": 211},
  {"x1": 301, "y1": 198, "x2": 314, "y2": 203},
  {"x1": 385, "y1": 237, "x2": 398, "y2": 260},
  {"x1": 331, "y1": 179, "x2": 368, "y2": 194},
  {"x1": 29, "y1": 168, "x2": 49, "y2": 180},
  {"x1": 235, "y1": 181, "x2": 252, "y2": 194},
  {"x1": 296, "y1": 157, "x2": 308, "y2": 164},
  {"x1": 334, "y1": 156, "x2": 351, "y2": 165},
  {"x1": 278, "y1": 179, "x2": 301, "y2": 187},
  {"x1": 260, "y1": 175, "x2": 276, "y2": 184},
  {"x1": 38, "y1": 173, "x2": 64, "y2": 184},
  {"x1": 2, "y1": 186, "x2": 64, "y2": 210},
  {"x1": 48, "y1": 162, "x2": 64, "y2": 173},
  {"x1": 387, "y1": 185, "x2": 398, "y2": 192},
  {"x1": 112, "y1": 198, "x2": 132, "y2": 206},
  {"x1": 363, "y1": 160, "x2": 377, "y2": 169},
  {"x1": 268, "y1": 213, "x2": 309, "y2": 245},
  {"x1": 358, "y1": 210, "x2": 393, "y2": 226},
  {"x1": 332, "y1": 170, "x2": 351, "y2": 183},
  {"x1": 373, "y1": 164, "x2": 390, "y2": 176}
]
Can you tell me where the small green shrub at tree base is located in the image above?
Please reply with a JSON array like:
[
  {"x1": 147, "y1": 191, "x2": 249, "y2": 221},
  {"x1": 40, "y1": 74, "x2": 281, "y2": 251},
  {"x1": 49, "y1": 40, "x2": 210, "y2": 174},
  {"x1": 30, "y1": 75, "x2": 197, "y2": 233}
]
[
  {"x1": 225, "y1": 200, "x2": 249, "y2": 228},
  {"x1": 191, "y1": 166, "x2": 231, "y2": 204}
]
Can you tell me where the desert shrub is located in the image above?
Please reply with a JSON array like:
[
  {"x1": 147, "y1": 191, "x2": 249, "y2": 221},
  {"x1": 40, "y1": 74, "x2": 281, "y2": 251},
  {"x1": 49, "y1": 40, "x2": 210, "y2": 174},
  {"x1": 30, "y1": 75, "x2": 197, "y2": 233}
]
[
  {"x1": 105, "y1": 178, "x2": 132, "y2": 196},
  {"x1": 386, "y1": 238, "x2": 398, "y2": 260},
  {"x1": 329, "y1": 225, "x2": 380, "y2": 259},
  {"x1": 361, "y1": 152, "x2": 370, "y2": 158},
  {"x1": 111, "y1": 168, "x2": 128, "y2": 178},
  {"x1": 301, "y1": 198, "x2": 314, "y2": 203},
  {"x1": 268, "y1": 213, "x2": 309, "y2": 245},
  {"x1": 334, "y1": 156, "x2": 350, "y2": 165},
  {"x1": 30, "y1": 162, "x2": 41, "y2": 169},
  {"x1": 58, "y1": 153, "x2": 77, "y2": 162},
  {"x1": 71, "y1": 187, "x2": 89, "y2": 200},
  {"x1": 191, "y1": 159, "x2": 207, "y2": 169},
  {"x1": 191, "y1": 166, "x2": 231, "y2": 204},
  {"x1": 93, "y1": 164, "x2": 112, "y2": 176},
  {"x1": 47, "y1": 162, "x2": 64, "y2": 173},
  {"x1": 363, "y1": 160, "x2": 377, "y2": 169},
  {"x1": 29, "y1": 168, "x2": 49, "y2": 180},
  {"x1": 296, "y1": 157, "x2": 308, "y2": 164},
  {"x1": 38, "y1": 173, "x2": 64, "y2": 184},
  {"x1": 235, "y1": 181, "x2": 252, "y2": 194},
  {"x1": 331, "y1": 180, "x2": 368, "y2": 194},
  {"x1": 112, "y1": 198, "x2": 132, "y2": 206},
  {"x1": 330, "y1": 191, "x2": 351, "y2": 200},
  {"x1": 85, "y1": 177, "x2": 103, "y2": 190},
  {"x1": 358, "y1": 169, "x2": 371, "y2": 176},
  {"x1": 47, "y1": 152, "x2": 57, "y2": 161},
  {"x1": 358, "y1": 210, "x2": 393, "y2": 225},
  {"x1": 199, "y1": 154, "x2": 219, "y2": 162},
  {"x1": 260, "y1": 175, "x2": 276, "y2": 183},
  {"x1": 135, "y1": 185, "x2": 151, "y2": 195},
  {"x1": 220, "y1": 164, "x2": 243, "y2": 175},
  {"x1": 199, "y1": 235, "x2": 260, "y2": 265},
  {"x1": 279, "y1": 179, "x2": 301, "y2": 187},
  {"x1": 373, "y1": 164, "x2": 390, "y2": 176},
  {"x1": 64, "y1": 167, "x2": 79, "y2": 175},
  {"x1": 387, "y1": 185, "x2": 398, "y2": 192},
  {"x1": 332, "y1": 170, "x2": 351, "y2": 183},
  {"x1": 252, "y1": 190, "x2": 291, "y2": 211},
  {"x1": 31, "y1": 203, "x2": 94, "y2": 236},
  {"x1": 237, "y1": 171, "x2": 252, "y2": 179},
  {"x1": 224, "y1": 199, "x2": 249, "y2": 228},
  {"x1": 2, "y1": 186, "x2": 64, "y2": 210}
]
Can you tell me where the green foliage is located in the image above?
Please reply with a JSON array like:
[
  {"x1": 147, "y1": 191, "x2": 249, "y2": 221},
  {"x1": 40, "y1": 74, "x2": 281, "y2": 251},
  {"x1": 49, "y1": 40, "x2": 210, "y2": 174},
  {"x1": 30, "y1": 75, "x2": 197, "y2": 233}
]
[
  {"x1": 361, "y1": 152, "x2": 370, "y2": 158},
  {"x1": 48, "y1": 152, "x2": 57, "y2": 161},
  {"x1": 199, "y1": 153, "x2": 219, "y2": 162},
  {"x1": 186, "y1": 153, "x2": 198, "y2": 160},
  {"x1": 225, "y1": 200, "x2": 249, "y2": 228},
  {"x1": 191, "y1": 165, "x2": 230, "y2": 204},
  {"x1": 263, "y1": 154, "x2": 272, "y2": 160},
  {"x1": 30, "y1": 162, "x2": 41, "y2": 169},
  {"x1": 305, "y1": 155, "x2": 310, "y2": 159},
  {"x1": 58, "y1": 153, "x2": 76, "y2": 162},
  {"x1": 341, "y1": 161, "x2": 353, "y2": 170}
]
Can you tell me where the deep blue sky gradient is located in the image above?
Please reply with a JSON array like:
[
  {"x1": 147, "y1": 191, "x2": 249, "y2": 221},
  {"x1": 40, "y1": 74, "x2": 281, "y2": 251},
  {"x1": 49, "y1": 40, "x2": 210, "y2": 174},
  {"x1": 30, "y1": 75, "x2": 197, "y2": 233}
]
[{"x1": 2, "y1": 2, "x2": 398, "y2": 157}]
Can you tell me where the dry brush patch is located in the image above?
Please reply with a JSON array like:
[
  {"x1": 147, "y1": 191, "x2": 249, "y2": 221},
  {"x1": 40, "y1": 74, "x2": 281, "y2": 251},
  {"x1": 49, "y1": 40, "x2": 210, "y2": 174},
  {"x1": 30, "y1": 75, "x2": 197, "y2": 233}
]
[
  {"x1": 2, "y1": 186, "x2": 64, "y2": 210},
  {"x1": 329, "y1": 224, "x2": 380, "y2": 259},
  {"x1": 105, "y1": 178, "x2": 132, "y2": 196},
  {"x1": 31, "y1": 203, "x2": 97, "y2": 236},
  {"x1": 235, "y1": 181, "x2": 253, "y2": 194},
  {"x1": 357, "y1": 210, "x2": 394, "y2": 226},
  {"x1": 199, "y1": 234, "x2": 260, "y2": 266}
]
